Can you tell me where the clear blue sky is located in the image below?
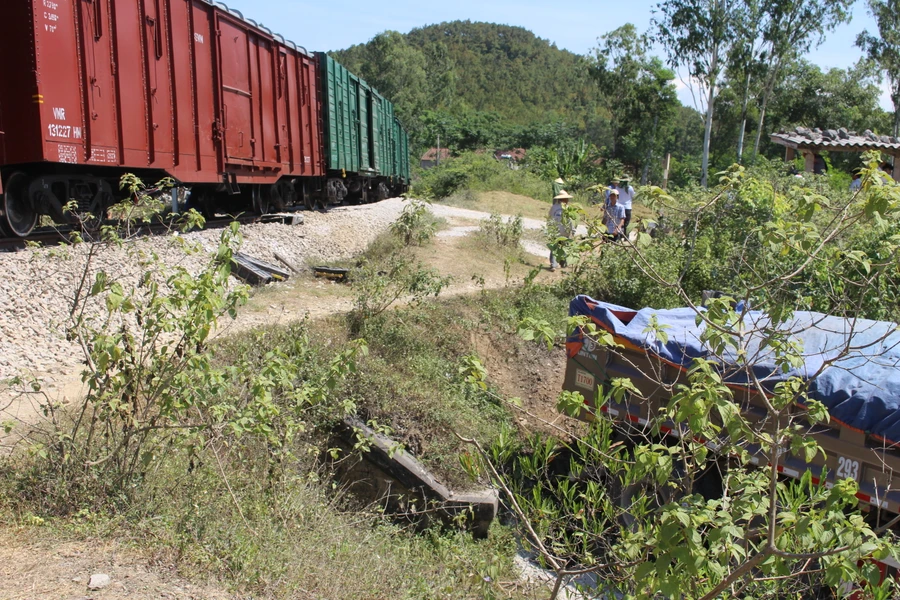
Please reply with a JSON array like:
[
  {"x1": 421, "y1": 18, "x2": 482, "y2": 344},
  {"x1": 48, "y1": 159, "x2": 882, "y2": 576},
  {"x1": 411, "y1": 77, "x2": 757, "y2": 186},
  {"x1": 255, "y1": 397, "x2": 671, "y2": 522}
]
[{"x1": 217, "y1": 0, "x2": 890, "y2": 109}]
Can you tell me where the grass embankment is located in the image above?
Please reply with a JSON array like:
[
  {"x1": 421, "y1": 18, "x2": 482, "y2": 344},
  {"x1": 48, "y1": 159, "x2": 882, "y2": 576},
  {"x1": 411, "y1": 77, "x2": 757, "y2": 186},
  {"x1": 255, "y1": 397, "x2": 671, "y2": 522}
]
[{"x1": 0, "y1": 206, "x2": 572, "y2": 598}]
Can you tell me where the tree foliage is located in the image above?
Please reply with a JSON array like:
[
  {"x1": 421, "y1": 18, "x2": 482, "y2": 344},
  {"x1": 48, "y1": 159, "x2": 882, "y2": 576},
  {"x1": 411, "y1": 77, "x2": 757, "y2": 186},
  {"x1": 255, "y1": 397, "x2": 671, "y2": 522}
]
[
  {"x1": 491, "y1": 153, "x2": 900, "y2": 597},
  {"x1": 333, "y1": 16, "x2": 893, "y2": 188},
  {"x1": 654, "y1": 0, "x2": 740, "y2": 187},
  {"x1": 857, "y1": 0, "x2": 900, "y2": 137},
  {"x1": 767, "y1": 60, "x2": 891, "y2": 135},
  {"x1": 746, "y1": 0, "x2": 854, "y2": 160},
  {"x1": 590, "y1": 25, "x2": 680, "y2": 180},
  {"x1": 333, "y1": 22, "x2": 598, "y2": 131}
]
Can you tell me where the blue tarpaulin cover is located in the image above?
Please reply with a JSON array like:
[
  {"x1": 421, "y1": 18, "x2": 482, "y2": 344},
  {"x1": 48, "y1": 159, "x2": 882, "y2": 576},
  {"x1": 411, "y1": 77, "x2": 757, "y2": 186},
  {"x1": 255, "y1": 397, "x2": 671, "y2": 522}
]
[{"x1": 568, "y1": 295, "x2": 900, "y2": 445}]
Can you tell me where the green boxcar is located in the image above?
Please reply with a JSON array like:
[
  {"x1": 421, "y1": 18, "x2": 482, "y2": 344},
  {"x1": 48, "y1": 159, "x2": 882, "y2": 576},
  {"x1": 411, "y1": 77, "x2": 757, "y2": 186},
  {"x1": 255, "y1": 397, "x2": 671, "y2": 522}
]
[
  {"x1": 394, "y1": 117, "x2": 410, "y2": 185},
  {"x1": 318, "y1": 52, "x2": 370, "y2": 175},
  {"x1": 316, "y1": 52, "x2": 410, "y2": 199}
]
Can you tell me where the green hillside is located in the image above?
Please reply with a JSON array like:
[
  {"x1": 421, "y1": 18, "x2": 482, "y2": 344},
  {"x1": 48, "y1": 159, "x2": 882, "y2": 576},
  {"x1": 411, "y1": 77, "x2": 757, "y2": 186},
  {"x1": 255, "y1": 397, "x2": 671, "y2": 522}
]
[
  {"x1": 332, "y1": 21, "x2": 599, "y2": 127},
  {"x1": 331, "y1": 19, "x2": 892, "y2": 185}
]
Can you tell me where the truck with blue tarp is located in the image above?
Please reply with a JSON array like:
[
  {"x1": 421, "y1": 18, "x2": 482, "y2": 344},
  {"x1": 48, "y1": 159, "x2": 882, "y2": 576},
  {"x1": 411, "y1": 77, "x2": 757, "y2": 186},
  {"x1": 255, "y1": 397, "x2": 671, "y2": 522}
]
[{"x1": 563, "y1": 295, "x2": 900, "y2": 573}]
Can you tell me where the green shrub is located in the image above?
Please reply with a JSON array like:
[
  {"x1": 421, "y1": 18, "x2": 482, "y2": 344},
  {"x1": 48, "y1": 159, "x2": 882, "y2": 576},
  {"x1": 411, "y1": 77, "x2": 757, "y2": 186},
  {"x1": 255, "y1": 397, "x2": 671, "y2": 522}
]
[
  {"x1": 477, "y1": 213, "x2": 524, "y2": 247},
  {"x1": 349, "y1": 252, "x2": 451, "y2": 334},
  {"x1": 413, "y1": 151, "x2": 548, "y2": 200},
  {"x1": 390, "y1": 198, "x2": 439, "y2": 246},
  {"x1": 558, "y1": 236, "x2": 687, "y2": 309}
]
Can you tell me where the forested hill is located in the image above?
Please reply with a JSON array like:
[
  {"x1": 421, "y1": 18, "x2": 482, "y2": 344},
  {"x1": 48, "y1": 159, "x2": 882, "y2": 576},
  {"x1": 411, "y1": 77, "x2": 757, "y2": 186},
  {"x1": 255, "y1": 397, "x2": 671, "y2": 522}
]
[
  {"x1": 331, "y1": 19, "x2": 891, "y2": 185},
  {"x1": 331, "y1": 21, "x2": 597, "y2": 125}
]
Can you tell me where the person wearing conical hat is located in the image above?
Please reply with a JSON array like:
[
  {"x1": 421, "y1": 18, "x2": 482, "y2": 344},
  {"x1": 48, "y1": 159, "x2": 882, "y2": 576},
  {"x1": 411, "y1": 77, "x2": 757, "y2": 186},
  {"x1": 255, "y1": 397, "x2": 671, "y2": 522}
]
[
  {"x1": 548, "y1": 190, "x2": 573, "y2": 270},
  {"x1": 552, "y1": 177, "x2": 566, "y2": 200}
]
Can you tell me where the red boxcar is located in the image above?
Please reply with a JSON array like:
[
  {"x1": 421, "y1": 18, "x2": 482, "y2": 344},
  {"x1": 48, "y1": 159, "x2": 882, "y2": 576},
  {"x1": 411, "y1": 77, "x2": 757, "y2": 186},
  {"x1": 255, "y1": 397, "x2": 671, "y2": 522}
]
[{"x1": 0, "y1": 0, "x2": 325, "y2": 236}]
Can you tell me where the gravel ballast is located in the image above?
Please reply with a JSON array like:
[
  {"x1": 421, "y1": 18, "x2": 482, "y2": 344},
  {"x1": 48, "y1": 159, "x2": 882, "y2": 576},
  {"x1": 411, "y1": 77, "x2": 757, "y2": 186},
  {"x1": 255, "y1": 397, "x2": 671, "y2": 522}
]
[
  {"x1": 0, "y1": 199, "x2": 410, "y2": 384},
  {"x1": 0, "y1": 198, "x2": 554, "y2": 390}
]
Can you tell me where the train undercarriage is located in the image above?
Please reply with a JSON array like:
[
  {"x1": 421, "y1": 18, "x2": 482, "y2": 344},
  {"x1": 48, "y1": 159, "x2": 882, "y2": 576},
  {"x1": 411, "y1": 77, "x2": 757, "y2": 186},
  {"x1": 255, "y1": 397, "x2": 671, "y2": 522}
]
[{"x1": 0, "y1": 169, "x2": 408, "y2": 238}]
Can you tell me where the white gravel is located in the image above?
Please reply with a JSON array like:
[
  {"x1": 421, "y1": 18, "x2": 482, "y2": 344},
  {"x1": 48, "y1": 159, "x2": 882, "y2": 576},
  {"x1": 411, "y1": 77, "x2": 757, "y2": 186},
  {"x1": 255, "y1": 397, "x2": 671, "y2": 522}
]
[
  {"x1": 0, "y1": 198, "x2": 562, "y2": 387},
  {"x1": 0, "y1": 199, "x2": 411, "y2": 384}
]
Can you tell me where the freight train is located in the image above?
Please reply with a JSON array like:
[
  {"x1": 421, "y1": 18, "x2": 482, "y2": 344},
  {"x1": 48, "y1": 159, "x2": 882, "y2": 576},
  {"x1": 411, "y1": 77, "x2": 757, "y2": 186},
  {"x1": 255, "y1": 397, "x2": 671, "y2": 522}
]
[{"x1": 0, "y1": 0, "x2": 410, "y2": 237}]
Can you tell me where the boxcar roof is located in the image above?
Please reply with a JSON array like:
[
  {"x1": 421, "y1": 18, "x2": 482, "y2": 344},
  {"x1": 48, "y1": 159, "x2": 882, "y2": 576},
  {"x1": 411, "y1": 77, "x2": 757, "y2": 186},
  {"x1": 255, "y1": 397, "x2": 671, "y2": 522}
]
[{"x1": 198, "y1": 0, "x2": 310, "y2": 55}]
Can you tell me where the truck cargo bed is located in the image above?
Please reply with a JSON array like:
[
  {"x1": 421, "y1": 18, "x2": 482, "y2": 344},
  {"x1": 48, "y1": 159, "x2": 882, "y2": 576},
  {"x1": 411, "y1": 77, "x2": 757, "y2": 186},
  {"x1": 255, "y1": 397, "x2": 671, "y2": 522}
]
[{"x1": 563, "y1": 295, "x2": 900, "y2": 516}]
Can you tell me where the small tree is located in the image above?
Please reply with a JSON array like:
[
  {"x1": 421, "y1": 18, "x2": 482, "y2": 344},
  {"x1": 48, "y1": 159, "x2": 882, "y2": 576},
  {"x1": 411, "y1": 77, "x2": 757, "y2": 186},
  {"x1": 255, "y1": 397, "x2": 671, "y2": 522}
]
[
  {"x1": 749, "y1": 0, "x2": 854, "y2": 160},
  {"x1": 857, "y1": 0, "x2": 900, "y2": 138},
  {"x1": 654, "y1": 0, "x2": 740, "y2": 187},
  {"x1": 475, "y1": 153, "x2": 900, "y2": 597},
  {"x1": 4, "y1": 176, "x2": 367, "y2": 512}
]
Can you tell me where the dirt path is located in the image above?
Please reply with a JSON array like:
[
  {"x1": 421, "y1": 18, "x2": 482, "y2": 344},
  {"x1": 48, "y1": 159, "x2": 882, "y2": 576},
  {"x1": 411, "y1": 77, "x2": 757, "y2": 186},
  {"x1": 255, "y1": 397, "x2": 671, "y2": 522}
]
[
  {"x1": 1, "y1": 198, "x2": 559, "y2": 434},
  {"x1": 0, "y1": 529, "x2": 235, "y2": 600}
]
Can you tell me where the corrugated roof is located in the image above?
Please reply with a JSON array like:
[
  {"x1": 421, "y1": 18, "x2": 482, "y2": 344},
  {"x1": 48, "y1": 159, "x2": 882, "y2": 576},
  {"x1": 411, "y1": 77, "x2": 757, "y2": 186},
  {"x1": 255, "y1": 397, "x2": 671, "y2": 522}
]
[{"x1": 770, "y1": 127, "x2": 900, "y2": 152}]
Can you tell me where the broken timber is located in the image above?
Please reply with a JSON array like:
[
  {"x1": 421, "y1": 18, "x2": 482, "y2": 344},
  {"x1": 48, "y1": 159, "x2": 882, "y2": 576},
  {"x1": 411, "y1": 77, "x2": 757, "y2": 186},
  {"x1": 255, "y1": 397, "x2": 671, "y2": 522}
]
[
  {"x1": 232, "y1": 252, "x2": 291, "y2": 285},
  {"x1": 332, "y1": 417, "x2": 499, "y2": 538}
]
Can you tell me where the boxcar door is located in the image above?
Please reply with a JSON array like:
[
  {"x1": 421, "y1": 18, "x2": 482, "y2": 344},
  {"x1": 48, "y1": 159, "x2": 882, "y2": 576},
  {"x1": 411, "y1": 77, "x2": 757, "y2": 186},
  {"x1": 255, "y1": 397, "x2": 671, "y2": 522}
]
[
  {"x1": 368, "y1": 94, "x2": 380, "y2": 174},
  {"x1": 76, "y1": 0, "x2": 119, "y2": 165},
  {"x1": 216, "y1": 17, "x2": 254, "y2": 163},
  {"x1": 275, "y1": 51, "x2": 288, "y2": 168},
  {"x1": 140, "y1": 0, "x2": 175, "y2": 166},
  {"x1": 299, "y1": 55, "x2": 317, "y2": 174},
  {"x1": 358, "y1": 84, "x2": 370, "y2": 172}
]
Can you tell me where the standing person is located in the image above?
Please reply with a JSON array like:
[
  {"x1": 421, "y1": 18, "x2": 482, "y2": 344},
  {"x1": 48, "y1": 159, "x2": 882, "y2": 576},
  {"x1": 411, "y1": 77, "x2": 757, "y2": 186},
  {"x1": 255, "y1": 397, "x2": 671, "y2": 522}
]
[
  {"x1": 552, "y1": 177, "x2": 566, "y2": 199},
  {"x1": 849, "y1": 172, "x2": 862, "y2": 192},
  {"x1": 548, "y1": 190, "x2": 572, "y2": 270},
  {"x1": 603, "y1": 180, "x2": 616, "y2": 206},
  {"x1": 614, "y1": 175, "x2": 635, "y2": 237},
  {"x1": 604, "y1": 189, "x2": 626, "y2": 241}
]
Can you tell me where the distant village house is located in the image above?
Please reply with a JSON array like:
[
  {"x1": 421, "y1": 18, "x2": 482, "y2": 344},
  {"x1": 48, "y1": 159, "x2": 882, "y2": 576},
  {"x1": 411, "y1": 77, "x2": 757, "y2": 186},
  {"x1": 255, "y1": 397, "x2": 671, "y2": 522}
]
[
  {"x1": 770, "y1": 127, "x2": 900, "y2": 181},
  {"x1": 420, "y1": 148, "x2": 451, "y2": 169},
  {"x1": 493, "y1": 148, "x2": 526, "y2": 169}
]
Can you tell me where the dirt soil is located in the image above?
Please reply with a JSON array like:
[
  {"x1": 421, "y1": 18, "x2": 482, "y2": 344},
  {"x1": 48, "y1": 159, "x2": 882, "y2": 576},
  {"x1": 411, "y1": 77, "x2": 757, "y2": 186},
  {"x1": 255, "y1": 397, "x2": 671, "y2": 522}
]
[
  {"x1": 0, "y1": 529, "x2": 236, "y2": 600},
  {"x1": 472, "y1": 333, "x2": 581, "y2": 439},
  {"x1": 0, "y1": 195, "x2": 571, "y2": 599}
]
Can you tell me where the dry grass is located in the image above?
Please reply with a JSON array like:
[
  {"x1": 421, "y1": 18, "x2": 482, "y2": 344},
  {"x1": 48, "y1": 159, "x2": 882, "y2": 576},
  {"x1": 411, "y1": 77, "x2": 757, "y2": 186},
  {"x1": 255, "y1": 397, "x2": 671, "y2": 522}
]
[
  {"x1": 412, "y1": 230, "x2": 558, "y2": 291},
  {"x1": 440, "y1": 190, "x2": 554, "y2": 221}
]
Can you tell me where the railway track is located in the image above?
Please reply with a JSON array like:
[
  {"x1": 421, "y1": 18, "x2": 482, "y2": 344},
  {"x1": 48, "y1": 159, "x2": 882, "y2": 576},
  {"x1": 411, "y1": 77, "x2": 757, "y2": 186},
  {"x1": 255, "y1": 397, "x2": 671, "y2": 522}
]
[{"x1": 0, "y1": 212, "x2": 304, "y2": 253}]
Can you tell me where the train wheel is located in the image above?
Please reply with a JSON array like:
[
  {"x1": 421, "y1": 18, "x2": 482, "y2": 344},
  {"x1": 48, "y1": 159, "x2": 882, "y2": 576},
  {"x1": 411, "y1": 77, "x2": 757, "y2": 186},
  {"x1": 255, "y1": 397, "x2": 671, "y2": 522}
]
[
  {"x1": 186, "y1": 187, "x2": 215, "y2": 222},
  {"x1": 272, "y1": 182, "x2": 289, "y2": 211},
  {"x1": 252, "y1": 185, "x2": 271, "y2": 215},
  {"x1": 1, "y1": 172, "x2": 38, "y2": 238},
  {"x1": 302, "y1": 182, "x2": 315, "y2": 211}
]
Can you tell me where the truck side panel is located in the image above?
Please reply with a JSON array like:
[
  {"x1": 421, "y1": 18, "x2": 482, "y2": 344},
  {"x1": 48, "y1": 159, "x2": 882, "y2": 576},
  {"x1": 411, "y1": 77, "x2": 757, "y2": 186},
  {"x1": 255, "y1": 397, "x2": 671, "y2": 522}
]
[{"x1": 564, "y1": 337, "x2": 900, "y2": 516}]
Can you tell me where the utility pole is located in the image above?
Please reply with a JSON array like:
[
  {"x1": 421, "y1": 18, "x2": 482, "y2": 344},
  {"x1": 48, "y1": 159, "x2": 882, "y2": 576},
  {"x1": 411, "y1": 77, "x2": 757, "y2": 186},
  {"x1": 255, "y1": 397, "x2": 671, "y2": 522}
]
[{"x1": 662, "y1": 153, "x2": 671, "y2": 190}]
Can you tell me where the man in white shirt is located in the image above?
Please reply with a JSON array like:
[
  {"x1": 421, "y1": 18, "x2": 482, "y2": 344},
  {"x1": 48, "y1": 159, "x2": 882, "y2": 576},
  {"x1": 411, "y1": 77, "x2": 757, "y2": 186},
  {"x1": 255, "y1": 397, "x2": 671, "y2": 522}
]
[
  {"x1": 614, "y1": 176, "x2": 635, "y2": 236},
  {"x1": 604, "y1": 189, "x2": 626, "y2": 241}
]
